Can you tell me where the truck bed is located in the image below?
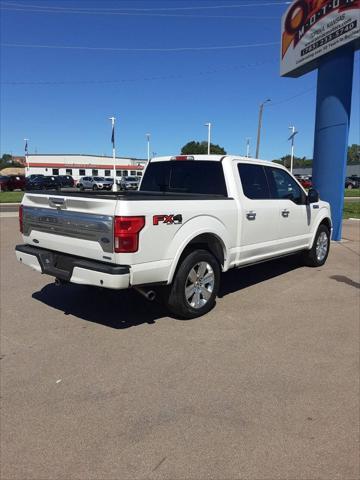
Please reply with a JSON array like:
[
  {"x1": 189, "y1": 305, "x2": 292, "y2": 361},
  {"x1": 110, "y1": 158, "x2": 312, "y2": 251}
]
[{"x1": 25, "y1": 189, "x2": 232, "y2": 201}]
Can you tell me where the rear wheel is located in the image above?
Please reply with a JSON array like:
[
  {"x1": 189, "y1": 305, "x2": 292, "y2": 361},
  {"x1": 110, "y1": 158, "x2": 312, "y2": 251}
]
[
  {"x1": 303, "y1": 224, "x2": 330, "y2": 267},
  {"x1": 165, "y1": 249, "x2": 220, "y2": 319}
]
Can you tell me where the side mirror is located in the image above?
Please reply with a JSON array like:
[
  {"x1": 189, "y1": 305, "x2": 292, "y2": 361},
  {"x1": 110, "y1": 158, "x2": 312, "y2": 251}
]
[{"x1": 307, "y1": 188, "x2": 319, "y2": 204}]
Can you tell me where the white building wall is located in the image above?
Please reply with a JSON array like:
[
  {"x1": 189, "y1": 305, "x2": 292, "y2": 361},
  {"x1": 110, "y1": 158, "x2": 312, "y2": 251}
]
[{"x1": 26, "y1": 154, "x2": 147, "y2": 182}]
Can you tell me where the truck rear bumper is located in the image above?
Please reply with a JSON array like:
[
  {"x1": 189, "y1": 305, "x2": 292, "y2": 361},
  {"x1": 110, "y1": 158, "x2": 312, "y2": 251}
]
[{"x1": 15, "y1": 244, "x2": 130, "y2": 290}]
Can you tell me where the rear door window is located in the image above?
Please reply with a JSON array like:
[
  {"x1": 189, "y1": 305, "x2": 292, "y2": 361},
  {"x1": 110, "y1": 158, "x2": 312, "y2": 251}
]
[
  {"x1": 238, "y1": 164, "x2": 270, "y2": 199},
  {"x1": 140, "y1": 161, "x2": 227, "y2": 196}
]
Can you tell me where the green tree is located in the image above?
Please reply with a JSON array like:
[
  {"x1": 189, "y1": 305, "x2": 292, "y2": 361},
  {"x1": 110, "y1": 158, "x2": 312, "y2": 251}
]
[
  {"x1": 181, "y1": 141, "x2": 226, "y2": 155},
  {"x1": 348, "y1": 144, "x2": 360, "y2": 164}
]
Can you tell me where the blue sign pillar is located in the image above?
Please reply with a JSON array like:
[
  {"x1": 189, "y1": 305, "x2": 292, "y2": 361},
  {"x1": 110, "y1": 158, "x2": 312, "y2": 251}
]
[{"x1": 312, "y1": 45, "x2": 355, "y2": 241}]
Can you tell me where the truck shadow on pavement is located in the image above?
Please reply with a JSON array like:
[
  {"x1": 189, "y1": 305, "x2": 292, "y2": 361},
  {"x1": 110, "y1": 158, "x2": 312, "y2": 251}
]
[{"x1": 32, "y1": 255, "x2": 302, "y2": 329}]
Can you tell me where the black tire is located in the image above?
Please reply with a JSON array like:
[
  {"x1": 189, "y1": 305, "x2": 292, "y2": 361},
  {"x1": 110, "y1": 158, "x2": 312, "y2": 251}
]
[
  {"x1": 302, "y1": 224, "x2": 330, "y2": 267},
  {"x1": 93, "y1": 185, "x2": 98, "y2": 191},
  {"x1": 79, "y1": 184, "x2": 84, "y2": 191},
  {"x1": 347, "y1": 184, "x2": 353, "y2": 190},
  {"x1": 165, "y1": 249, "x2": 220, "y2": 319}
]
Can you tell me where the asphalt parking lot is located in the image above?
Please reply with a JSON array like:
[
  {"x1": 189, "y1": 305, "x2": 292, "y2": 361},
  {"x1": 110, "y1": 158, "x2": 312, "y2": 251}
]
[{"x1": 1, "y1": 217, "x2": 359, "y2": 480}]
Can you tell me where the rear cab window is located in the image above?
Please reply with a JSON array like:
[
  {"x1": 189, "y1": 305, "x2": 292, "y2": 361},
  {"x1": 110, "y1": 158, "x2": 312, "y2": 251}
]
[
  {"x1": 238, "y1": 164, "x2": 270, "y2": 199},
  {"x1": 140, "y1": 160, "x2": 228, "y2": 196}
]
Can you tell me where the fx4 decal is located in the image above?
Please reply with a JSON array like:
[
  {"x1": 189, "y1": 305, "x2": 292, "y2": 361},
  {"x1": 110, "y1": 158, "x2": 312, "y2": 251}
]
[{"x1": 153, "y1": 214, "x2": 183, "y2": 226}]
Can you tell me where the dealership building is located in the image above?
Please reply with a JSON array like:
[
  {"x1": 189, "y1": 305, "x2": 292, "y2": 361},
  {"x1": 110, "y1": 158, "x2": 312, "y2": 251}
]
[{"x1": 25, "y1": 154, "x2": 147, "y2": 182}]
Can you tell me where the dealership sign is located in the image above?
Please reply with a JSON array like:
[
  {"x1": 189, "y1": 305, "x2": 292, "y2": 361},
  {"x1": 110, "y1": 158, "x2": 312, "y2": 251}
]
[{"x1": 281, "y1": 0, "x2": 360, "y2": 77}]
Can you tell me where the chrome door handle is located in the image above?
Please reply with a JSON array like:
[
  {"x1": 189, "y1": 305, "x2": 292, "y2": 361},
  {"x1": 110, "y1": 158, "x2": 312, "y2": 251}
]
[
  {"x1": 282, "y1": 209, "x2": 290, "y2": 218},
  {"x1": 246, "y1": 211, "x2": 256, "y2": 221}
]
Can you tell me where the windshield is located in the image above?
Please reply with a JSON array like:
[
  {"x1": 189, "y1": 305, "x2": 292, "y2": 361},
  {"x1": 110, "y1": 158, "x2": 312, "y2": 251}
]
[
  {"x1": 140, "y1": 161, "x2": 227, "y2": 196},
  {"x1": 125, "y1": 176, "x2": 138, "y2": 181},
  {"x1": 94, "y1": 177, "x2": 105, "y2": 181}
]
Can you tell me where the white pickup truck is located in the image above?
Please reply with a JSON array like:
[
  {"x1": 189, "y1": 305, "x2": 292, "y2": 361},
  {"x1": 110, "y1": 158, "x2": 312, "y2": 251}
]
[{"x1": 16, "y1": 155, "x2": 332, "y2": 318}]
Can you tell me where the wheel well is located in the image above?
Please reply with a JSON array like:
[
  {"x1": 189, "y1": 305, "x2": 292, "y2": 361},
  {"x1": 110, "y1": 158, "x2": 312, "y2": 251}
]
[
  {"x1": 320, "y1": 218, "x2": 331, "y2": 232},
  {"x1": 179, "y1": 234, "x2": 225, "y2": 268}
]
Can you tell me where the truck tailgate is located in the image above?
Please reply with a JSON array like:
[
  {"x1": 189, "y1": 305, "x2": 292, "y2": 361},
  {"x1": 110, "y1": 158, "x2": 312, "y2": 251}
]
[{"x1": 21, "y1": 192, "x2": 117, "y2": 263}]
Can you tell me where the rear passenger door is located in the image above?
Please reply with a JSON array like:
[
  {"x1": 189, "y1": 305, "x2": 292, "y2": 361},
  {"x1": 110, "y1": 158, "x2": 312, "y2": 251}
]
[
  {"x1": 237, "y1": 163, "x2": 283, "y2": 263},
  {"x1": 264, "y1": 166, "x2": 311, "y2": 250}
]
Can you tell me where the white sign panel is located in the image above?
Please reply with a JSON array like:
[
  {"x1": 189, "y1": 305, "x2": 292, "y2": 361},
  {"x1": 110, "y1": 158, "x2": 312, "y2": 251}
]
[{"x1": 281, "y1": 0, "x2": 360, "y2": 77}]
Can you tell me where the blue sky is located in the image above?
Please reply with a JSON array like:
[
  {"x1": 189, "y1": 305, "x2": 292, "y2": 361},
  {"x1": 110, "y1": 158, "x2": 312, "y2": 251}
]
[{"x1": 0, "y1": 0, "x2": 359, "y2": 160}]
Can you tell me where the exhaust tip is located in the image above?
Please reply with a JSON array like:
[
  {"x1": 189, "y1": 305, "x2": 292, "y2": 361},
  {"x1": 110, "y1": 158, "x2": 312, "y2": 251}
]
[{"x1": 147, "y1": 290, "x2": 156, "y2": 301}]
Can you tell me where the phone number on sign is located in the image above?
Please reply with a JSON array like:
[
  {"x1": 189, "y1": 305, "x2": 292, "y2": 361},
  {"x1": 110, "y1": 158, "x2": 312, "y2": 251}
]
[{"x1": 301, "y1": 20, "x2": 357, "y2": 56}]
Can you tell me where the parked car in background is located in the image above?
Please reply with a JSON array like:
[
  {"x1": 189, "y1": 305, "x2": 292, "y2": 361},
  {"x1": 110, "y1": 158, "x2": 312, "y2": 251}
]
[
  {"x1": 26, "y1": 175, "x2": 62, "y2": 191},
  {"x1": 119, "y1": 176, "x2": 140, "y2": 190},
  {"x1": 7, "y1": 175, "x2": 26, "y2": 191},
  {"x1": 78, "y1": 176, "x2": 113, "y2": 191},
  {"x1": 0, "y1": 175, "x2": 10, "y2": 191},
  {"x1": 59, "y1": 175, "x2": 75, "y2": 188},
  {"x1": 345, "y1": 177, "x2": 359, "y2": 189},
  {"x1": 0, "y1": 175, "x2": 25, "y2": 191},
  {"x1": 299, "y1": 177, "x2": 312, "y2": 189}
]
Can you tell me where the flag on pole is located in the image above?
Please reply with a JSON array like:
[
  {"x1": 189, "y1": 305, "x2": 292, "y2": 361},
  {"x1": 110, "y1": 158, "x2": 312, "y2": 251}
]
[
  {"x1": 24, "y1": 140, "x2": 28, "y2": 153},
  {"x1": 111, "y1": 124, "x2": 115, "y2": 147}
]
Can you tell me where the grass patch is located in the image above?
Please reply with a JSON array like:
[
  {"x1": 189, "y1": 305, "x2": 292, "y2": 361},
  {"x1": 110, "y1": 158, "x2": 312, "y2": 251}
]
[
  {"x1": 344, "y1": 188, "x2": 360, "y2": 197},
  {"x1": 343, "y1": 201, "x2": 360, "y2": 219},
  {"x1": 0, "y1": 191, "x2": 24, "y2": 203}
]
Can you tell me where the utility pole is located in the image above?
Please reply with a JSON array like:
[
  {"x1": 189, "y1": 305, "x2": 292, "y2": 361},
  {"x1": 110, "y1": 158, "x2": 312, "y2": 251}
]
[
  {"x1": 204, "y1": 122, "x2": 211, "y2": 154},
  {"x1": 288, "y1": 125, "x2": 298, "y2": 173},
  {"x1": 255, "y1": 99, "x2": 271, "y2": 159},
  {"x1": 109, "y1": 116, "x2": 117, "y2": 192},
  {"x1": 146, "y1": 133, "x2": 151, "y2": 162}
]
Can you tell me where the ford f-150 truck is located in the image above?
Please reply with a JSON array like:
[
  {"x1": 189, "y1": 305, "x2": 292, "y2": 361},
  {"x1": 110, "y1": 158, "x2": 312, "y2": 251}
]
[{"x1": 16, "y1": 155, "x2": 332, "y2": 318}]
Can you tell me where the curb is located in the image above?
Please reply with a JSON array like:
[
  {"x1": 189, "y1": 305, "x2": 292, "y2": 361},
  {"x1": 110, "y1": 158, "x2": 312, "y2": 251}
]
[
  {"x1": 0, "y1": 203, "x2": 21, "y2": 206},
  {"x1": 348, "y1": 218, "x2": 360, "y2": 221}
]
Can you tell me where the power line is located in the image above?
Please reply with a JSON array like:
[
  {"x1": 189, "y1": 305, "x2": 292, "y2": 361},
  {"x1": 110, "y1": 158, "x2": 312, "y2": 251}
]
[
  {"x1": 0, "y1": 1, "x2": 290, "y2": 11},
  {"x1": 0, "y1": 1, "x2": 287, "y2": 18},
  {"x1": 0, "y1": 59, "x2": 276, "y2": 86},
  {"x1": 269, "y1": 87, "x2": 316, "y2": 106},
  {"x1": 1, "y1": 41, "x2": 279, "y2": 53}
]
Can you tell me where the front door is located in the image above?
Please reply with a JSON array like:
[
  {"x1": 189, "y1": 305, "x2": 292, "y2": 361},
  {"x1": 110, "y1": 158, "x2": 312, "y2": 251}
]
[{"x1": 264, "y1": 166, "x2": 312, "y2": 250}]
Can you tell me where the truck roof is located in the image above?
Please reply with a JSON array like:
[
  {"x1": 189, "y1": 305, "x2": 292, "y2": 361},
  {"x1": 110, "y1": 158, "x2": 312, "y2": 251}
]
[{"x1": 151, "y1": 155, "x2": 283, "y2": 169}]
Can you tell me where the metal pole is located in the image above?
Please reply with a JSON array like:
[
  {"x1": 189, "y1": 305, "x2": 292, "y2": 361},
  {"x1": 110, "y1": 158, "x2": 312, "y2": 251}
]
[
  {"x1": 246, "y1": 138, "x2": 251, "y2": 158},
  {"x1": 288, "y1": 126, "x2": 298, "y2": 174},
  {"x1": 205, "y1": 123, "x2": 211, "y2": 154},
  {"x1": 24, "y1": 138, "x2": 29, "y2": 175},
  {"x1": 109, "y1": 117, "x2": 117, "y2": 192},
  {"x1": 290, "y1": 126, "x2": 295, "y2": 173},
  {"x1": 255, "y1": 99, "x2": 270, "y2": 159},
  {"x1": 146, "y1": 133, "x2": 151, "y2": 162}
]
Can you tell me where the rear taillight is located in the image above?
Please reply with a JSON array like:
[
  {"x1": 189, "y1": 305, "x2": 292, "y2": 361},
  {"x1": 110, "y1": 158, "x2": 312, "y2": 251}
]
[
  {"x1": 114, "y1": 216, "x2": 145, "y2": 253},
  {"x1": 19, "y1": 205, "x2": 23, "y2": 233}
]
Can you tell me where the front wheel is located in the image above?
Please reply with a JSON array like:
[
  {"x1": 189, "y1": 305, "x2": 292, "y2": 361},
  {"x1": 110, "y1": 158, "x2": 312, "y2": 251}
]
[
  {"x1": 302, "y1": 224, "x2": 330, "y2": 267},
  {"x1": 93, "y1": 185, "x2": 98, "y2": 191},
  {"x1": 165, "y1": 249, "x2": 220, "y2": 319}
]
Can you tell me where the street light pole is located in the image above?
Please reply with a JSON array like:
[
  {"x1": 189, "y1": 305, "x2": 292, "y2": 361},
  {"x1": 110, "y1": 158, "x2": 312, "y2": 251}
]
[
  {"x1": 146, "y1": 133, "x2": 151, "y2": 162},
  {"x1": 24, "y1": 138, "x2": 29, "y2": 174},
  {"x1": 204, "y1": 122, "x2": 211, "y2": 154},
  {"x1": 109, "y1": 116, "x2": 117, "y2": 192},
  {"x1": 246, "y1": 137, "x2": 251, "y2": 158},
  {"x1": 255, "y1": 99, "x2": 271, "y2": 159},
  {"x1": 288, "y1": 125, "x2": 298, "y2": 174}
]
